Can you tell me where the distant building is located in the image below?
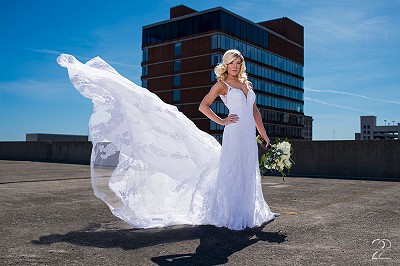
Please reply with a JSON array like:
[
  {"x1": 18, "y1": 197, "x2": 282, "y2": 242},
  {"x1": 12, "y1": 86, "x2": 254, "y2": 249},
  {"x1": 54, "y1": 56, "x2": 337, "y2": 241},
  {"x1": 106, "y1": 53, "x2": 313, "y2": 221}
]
[
  {"x1": 141, "y1": 5, "x2": 305, "y2": 142},
  {"x1": 355, "y1": 116, "x2": 400, "y2": 140},
  {"x1": 303, "y1": 115, "x2": 313, "y2": 140},
  {"x1": 26, "y1": 133, "x2": 88, "y2": 142}
]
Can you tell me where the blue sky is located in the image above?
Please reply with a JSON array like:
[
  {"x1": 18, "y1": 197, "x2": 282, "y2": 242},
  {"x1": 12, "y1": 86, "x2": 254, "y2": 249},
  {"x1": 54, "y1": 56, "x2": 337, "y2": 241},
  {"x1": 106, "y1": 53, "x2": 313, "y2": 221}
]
[{"x1": 1, "y1": 0, "x2": 399, "y2": 141}]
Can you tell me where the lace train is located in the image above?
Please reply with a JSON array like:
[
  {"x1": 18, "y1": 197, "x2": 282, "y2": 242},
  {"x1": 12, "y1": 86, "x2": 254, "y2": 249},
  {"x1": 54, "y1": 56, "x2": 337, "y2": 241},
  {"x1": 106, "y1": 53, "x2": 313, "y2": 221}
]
[{"x1": 57, "y1": 54, "x2": 275, "y2": 230}]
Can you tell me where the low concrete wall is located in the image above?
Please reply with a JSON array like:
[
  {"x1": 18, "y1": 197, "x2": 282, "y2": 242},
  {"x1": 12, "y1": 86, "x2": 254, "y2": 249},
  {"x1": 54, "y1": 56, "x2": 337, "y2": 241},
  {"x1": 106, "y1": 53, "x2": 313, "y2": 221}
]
[
  {"x1": 0, "y1": 140, "x2": 399, "y2": 178},
  {"x1": 290, "y1": 140, "x2": 400, "y2": 178},
  {"x1": 0, "y1": 141, "x2": 92, "y2": 165}
]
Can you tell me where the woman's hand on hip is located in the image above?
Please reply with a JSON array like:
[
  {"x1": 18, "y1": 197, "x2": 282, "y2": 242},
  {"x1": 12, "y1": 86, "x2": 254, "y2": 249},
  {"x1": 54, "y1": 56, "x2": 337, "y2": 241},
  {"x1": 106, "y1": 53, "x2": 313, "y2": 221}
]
[{"x1": 222, "y1": 114, "x2": 239, "y2": 125}]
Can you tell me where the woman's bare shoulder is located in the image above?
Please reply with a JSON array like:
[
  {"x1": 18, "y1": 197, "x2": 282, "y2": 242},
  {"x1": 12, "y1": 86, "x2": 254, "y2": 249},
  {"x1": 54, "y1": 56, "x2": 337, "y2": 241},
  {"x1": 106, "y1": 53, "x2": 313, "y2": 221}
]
[{"x1": 212, "y1": 80, "x2": 228, "y2": 95}]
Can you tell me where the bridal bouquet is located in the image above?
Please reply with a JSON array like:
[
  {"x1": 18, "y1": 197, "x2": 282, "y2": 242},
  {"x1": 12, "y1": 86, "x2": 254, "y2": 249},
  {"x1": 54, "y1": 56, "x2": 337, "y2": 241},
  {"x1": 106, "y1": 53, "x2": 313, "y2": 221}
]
[{"x1": 256, "y1": 135, "x2": 295, "y2": 181}]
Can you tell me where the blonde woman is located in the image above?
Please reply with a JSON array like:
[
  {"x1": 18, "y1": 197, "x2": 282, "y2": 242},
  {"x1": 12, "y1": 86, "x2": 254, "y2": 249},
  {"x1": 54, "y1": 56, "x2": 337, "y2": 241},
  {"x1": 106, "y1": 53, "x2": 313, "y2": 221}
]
[
  {"x1": 57, "y1": 50, "x2": 277, "y2": 232},
  {"x1": 199, "y1": 49, "x2": 278, "y2": 229}
]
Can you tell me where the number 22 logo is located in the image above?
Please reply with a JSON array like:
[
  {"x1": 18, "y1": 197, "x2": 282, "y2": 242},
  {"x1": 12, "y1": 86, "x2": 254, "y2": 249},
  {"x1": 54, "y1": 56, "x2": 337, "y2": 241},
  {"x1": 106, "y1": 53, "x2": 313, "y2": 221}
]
[{"x1": 372, "y1": 239, "x2": 392, "y2": 260}]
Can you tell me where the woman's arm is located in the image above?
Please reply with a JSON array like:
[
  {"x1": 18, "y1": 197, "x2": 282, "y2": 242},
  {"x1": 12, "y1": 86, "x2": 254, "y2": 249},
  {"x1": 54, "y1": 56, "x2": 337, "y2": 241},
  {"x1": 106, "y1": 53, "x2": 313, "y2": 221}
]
[
  {"x1": 199, "y1": 82, "x2": 239, "y2": 126},
  {"x1": 253, "y1": 102, "x2": 270, "y2": 147}
]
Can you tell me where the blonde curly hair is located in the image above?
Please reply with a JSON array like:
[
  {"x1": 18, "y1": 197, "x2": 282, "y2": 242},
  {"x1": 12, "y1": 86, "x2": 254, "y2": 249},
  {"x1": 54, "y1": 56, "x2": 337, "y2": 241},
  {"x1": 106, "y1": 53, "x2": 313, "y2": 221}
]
[{"x1": 214, "y1": 49, "x2": 248, "y2": 84}]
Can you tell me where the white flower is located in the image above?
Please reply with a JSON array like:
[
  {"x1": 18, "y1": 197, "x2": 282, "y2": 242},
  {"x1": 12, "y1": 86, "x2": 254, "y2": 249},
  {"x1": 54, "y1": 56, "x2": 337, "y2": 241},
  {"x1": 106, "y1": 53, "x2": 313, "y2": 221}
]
[
  {"x1": 279, "y1": 141, "x2": 291, "y2": 154},
  {"x1": 281, "y1": 154, "x2": 290, "y2": 160},
  {"x1": 284, "y1": 159, "x2": 292, "y2": 168},
  {"x1": 277, "y1": 161, "x2": 285, "y2": 171}
]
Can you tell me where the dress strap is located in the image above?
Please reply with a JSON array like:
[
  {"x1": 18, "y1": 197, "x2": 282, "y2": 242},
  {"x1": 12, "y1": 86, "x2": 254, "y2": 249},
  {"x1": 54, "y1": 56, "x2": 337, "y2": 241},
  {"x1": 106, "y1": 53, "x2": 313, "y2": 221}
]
[{"x1": 221, "y1": 80, "x2": 231, "y2": 90}]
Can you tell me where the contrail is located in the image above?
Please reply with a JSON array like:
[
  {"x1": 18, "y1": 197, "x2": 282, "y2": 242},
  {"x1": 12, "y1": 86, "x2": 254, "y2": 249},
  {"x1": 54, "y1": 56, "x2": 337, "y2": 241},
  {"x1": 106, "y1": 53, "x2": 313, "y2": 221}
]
[
  {"x1": 305, "y1": 97, "x2": 375, "y2": 114},
  {"x1": 305, "y1": 87, "x2": 400, "y2": 105},
  {"x1": 6, "y1": 44, "x2": 135, "y2": 67}
]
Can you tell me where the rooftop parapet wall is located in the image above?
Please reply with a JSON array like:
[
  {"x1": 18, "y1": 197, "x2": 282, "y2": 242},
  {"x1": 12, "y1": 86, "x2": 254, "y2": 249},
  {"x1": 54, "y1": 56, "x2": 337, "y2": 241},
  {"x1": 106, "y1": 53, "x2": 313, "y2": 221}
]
[
  {"x1": 0, "y1": 140, "x2": 399, "y2": 178},
  {"x1": 0, "y1": 141, "x2": 92, "y2": 165},
  {"x1": 289, "y1": 140, "x2": 400, "y2": 179}
]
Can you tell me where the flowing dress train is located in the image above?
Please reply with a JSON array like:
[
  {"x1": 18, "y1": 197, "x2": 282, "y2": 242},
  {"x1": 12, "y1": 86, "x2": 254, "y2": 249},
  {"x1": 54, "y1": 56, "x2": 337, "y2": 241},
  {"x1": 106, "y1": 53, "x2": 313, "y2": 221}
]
[{"x1": 57, "y1": 54, "x2": 276, "y2": 230}]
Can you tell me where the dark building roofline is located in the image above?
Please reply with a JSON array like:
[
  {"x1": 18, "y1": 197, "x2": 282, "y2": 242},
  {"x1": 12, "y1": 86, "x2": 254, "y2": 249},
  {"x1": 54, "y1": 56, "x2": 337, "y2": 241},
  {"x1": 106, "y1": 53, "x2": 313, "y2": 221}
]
[
  {"x1": 143, "y1": 5, "x2": 303, "y2": 48},
  {"x1": 170, "y1": 5, "x2": 197, "y2": 19}
]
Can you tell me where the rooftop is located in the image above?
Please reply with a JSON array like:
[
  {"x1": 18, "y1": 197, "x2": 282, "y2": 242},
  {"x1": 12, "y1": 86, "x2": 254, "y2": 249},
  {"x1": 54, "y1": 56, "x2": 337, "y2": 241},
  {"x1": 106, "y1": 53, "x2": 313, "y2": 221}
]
[{"x1": 1, "y1": 160, "x2": 399, "y2": 264}]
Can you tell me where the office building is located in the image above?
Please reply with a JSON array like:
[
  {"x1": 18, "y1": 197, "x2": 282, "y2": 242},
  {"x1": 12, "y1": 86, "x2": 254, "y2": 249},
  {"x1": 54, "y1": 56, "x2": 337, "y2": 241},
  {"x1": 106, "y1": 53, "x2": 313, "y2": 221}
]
[
  {"x1": 356, "y1": 116, "x2": 399, "y2": 140},
  {"x1": 141, "y1": 5, "x2": 305, "y2": 142},
  {"x1": 303, "y1": 115, "x2": 313, "y2": 140}
]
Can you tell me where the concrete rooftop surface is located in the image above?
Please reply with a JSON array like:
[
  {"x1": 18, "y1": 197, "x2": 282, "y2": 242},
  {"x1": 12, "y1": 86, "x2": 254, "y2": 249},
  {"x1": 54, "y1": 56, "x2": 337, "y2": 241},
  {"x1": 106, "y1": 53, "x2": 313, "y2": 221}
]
[{"x1": 0, "y1": 160, "x2": 399, "y2": 265}]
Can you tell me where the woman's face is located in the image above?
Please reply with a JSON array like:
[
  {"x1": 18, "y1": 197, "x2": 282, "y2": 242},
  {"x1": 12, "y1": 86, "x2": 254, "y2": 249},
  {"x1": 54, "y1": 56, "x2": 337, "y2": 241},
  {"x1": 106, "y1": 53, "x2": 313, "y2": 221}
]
[{"x1": 226, "y1": 56, "x2": 242, "y2": 77}]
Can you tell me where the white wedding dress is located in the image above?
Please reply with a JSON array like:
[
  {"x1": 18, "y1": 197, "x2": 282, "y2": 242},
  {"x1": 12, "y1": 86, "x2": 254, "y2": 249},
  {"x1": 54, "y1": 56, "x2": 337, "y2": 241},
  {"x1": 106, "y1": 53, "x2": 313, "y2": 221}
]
[{"x1": 57, "y1": 54, "x2": 276, "y2": 230}]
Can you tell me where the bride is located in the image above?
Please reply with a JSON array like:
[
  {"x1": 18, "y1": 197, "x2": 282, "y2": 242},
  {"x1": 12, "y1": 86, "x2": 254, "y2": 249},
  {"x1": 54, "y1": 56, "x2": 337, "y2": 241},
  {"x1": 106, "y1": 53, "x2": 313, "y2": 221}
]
[{"x1": 57, "y1": 49, "x2": 278, "y2": 231}]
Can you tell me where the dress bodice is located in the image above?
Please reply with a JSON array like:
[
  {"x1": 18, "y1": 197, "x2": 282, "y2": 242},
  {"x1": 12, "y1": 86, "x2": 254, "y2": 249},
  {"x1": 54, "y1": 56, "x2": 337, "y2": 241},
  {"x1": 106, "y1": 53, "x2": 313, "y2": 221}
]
[{"x1": 219, "y1": 80, "x2": 255, "y2": 117}]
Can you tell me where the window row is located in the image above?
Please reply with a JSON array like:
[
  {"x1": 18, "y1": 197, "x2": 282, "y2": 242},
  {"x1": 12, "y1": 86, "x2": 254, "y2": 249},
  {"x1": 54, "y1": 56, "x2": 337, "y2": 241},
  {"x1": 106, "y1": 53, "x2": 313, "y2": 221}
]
[
  {"x1": 210, "y1": 71, "x2": 302, "y2": 101},
  {"x1": 211, "y1": 93, "x2": 303, "y2": 113},
  {"x1": 247, "y1": 62, "x2": 303, "y2": 89},
  {"x1": 142, "y1": 10, "x2": 269, "y2": 50},
  {"x1": 219, "y1": 10, "x2": 268, "y2": 49},
  {"x1": 265, "y1": 124, "x2": 303, "y2": 138},
  {"x1": 256, "y1": 94, "x2": 303, "y2": 112},
  {"x1": 143, "y1": 11, "x2": 219, "y2": 45},
  {"x1": 211, "y1": 34, "x2": 303, "y2": 76},
  {"x1": 210, "y1": 121, "x2": 225, "y2": 131},
  {"x1": 210, "y1": 102, "x2": 229, "y2": 115},
  {"x1": 250, "y1": 78, "x2": 303, "y2": 101},
  {"x1": 259, "y1": 108, "x2": 304, "y2": 125},
  {"x1": 211, "y1": 53, "x2": 303, "y2": 89},
  {"x1": 142, "y1": 60, "x2": 181, "y2": 77}
]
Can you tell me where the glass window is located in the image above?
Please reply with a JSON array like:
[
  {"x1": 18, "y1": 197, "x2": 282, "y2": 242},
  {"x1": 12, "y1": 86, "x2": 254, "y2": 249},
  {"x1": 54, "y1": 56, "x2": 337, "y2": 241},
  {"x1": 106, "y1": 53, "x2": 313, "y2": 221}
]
[
  {"x1": 247, "y1": 22, "x2": 253, "y2": 42},
  {"x1": 142, "y1": 65, "x2": 148, "y2": 76},
  {"x1": 174, "y1": 42, "x2": 181, "y2": 56},
  {"x1": 258, "y1": 28, "x2": 264, "y2": 47},
  {"x1": 142, "y1": 79, "x2": 147, "y2": 88},
  {"x1": 211, "y1": 70, "x2": 216, "y2": 81},
  {"x1": 164, "y1": 23, "x2": 171, "y2": 40},
  {"x1": 240, "y1": 20, "x2": 247, "y2": 40},
  {"x1": 234, "y1": 17, "x2": 240, "y2": 36},
  {"x1": 210, "y1": 11, "x2": 219, "y2": 30},
  {"x1": 142, "y1": 49, "x2": 148, "y2": 62},
  {"x1": 227, "y1": 14, "x2": 235, "y2": 35},
  {"x1": 173, "y1": 90, "x2": 180, "y2": 101},
  {"x1": 192, "y1": 16, "x2": 199, "y2": 34},
  {"x1": 170, "y1": 21, "x2": 178, "y2": 39},
  {"x1": 220, "y1": 11, "x2": 228, "y2": 31},
  {"x1": 211, "y1": 54, "x2": 217, "y2": 65},
  {"x1": 199, "y1": 13, "x2": 210, "y2": 32},
  {"x1": 174, "y1": 60, "x2": 181, "y2": 72},
  {"x1": 178, "y1": 19, "x2": 187, "y2": 38},
  {"x1": 211, "y1": 35, "x2": 218, "y2": 49},
  {"x1": 173, "y1": 75, "x2": 180, "y2": 86},
  {"x1": 210, "y1": 121, "x2": 216, "y2": 130}
]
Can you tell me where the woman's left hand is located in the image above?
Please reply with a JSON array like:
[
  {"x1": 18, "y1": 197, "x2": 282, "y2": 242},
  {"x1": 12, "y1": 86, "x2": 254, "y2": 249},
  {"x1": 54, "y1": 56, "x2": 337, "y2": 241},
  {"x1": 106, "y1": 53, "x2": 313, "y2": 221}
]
[{"x1": 263, "y1": 135, "x2": 270, "y2": 147}]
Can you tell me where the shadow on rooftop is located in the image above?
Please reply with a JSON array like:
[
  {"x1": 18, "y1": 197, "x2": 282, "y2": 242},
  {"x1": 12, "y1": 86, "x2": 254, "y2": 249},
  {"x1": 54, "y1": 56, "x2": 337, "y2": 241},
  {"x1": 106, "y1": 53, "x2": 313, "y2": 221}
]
[{"x1": 32, "y1": 222, "x2": 286, "y2": 264}]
